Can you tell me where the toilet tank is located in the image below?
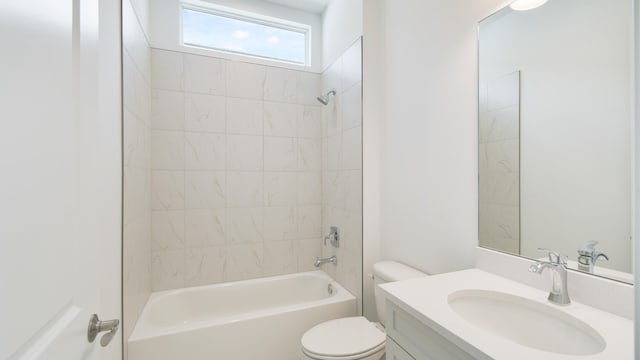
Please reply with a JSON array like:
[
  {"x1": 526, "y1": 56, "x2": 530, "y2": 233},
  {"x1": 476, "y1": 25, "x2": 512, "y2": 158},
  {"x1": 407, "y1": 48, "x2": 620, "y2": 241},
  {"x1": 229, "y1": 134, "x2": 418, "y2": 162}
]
[{"x1": 373, "y1": 261, "x2": 427, "y2": 326}]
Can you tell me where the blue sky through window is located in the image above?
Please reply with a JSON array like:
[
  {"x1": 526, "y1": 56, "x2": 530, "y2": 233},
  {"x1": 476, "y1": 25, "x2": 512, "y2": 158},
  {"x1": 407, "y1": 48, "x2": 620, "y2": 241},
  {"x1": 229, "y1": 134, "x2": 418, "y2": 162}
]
[{"x1": 183, "y1": 8, "x2": 306, "y2": 64}]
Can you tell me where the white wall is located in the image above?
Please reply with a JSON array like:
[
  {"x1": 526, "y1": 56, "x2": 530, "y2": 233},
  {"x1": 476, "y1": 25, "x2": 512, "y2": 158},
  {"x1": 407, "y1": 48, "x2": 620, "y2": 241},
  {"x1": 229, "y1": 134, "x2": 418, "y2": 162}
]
[
  {"x1": 375, "y1": 0, "x2": 508, "y2": 275},
  {"x1": 321, "y1": 0, "x2": 363, "y2": 71},
  {"x1": 150, "y1": 0, "x2": 323, "y2": 73},
  {"x1": 480, "y1": 0, "x2": 632, "y2": 273}
]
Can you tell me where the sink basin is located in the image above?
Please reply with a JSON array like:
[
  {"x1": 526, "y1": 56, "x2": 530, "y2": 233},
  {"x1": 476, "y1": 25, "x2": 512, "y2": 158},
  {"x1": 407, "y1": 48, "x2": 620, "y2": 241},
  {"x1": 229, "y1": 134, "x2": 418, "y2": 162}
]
[{"x1": 448, "y1": 290, "x2": 606, "y2": 355}]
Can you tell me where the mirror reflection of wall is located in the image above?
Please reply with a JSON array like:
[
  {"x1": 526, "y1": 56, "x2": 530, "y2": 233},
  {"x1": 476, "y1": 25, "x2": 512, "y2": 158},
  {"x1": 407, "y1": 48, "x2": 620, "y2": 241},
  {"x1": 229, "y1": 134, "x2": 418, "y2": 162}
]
[{"x1": 478, "y1": 0, "x2": 633, "y2": 282}]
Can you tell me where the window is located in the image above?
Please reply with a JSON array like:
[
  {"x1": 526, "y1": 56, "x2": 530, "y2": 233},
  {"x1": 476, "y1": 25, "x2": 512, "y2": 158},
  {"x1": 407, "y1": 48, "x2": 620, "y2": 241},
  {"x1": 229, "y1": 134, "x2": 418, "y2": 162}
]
[{"x1": 182, "y1": 6, "x2": 309, "y2": 65}]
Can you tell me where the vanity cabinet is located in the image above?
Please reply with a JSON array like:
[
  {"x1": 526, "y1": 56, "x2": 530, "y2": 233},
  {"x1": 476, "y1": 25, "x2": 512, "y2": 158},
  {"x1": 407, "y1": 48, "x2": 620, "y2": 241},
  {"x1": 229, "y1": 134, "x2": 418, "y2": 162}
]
[
  {"x1": 385, "y1": 301, "x2": 477, "y2": 360},
  {"x1": 385, "y1": 337, "x2": 414, "y2": 360}
]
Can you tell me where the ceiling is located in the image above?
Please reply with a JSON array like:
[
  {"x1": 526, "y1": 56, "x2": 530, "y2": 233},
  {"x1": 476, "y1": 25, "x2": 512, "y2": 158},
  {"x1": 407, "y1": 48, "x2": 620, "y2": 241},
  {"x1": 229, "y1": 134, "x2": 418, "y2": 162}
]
[{"x1": 263, "y1": 0, "x2": 330, "y2": 14}]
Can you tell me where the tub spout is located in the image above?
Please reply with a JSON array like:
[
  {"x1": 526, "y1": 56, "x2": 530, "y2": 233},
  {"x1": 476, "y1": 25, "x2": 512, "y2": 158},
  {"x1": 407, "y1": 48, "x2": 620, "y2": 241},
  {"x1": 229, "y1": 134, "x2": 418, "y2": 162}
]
[{"x1": 314, "y1": 256, "x2": 337, "y2": 267}]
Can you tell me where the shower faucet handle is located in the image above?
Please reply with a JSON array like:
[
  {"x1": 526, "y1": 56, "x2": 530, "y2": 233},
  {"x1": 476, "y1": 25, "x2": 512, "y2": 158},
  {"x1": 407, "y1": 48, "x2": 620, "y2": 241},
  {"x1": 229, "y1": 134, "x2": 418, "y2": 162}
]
[{"x1": 324, "y1": 226, "x2": 340, "y2": 248}]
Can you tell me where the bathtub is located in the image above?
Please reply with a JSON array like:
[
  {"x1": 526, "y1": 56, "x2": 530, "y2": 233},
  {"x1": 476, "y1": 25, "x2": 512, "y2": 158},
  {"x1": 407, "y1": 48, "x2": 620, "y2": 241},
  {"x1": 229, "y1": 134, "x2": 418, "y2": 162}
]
[{"x1": 128, "y1": 271, "x2": 356, "y2": 360}]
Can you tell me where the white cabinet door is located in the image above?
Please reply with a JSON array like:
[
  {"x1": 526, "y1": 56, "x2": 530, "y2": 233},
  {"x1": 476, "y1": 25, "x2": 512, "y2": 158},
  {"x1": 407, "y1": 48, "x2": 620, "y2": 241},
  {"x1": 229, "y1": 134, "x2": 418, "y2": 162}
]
[{"x1": 0, "y1": 0, "x2": 122, "y2": 359}]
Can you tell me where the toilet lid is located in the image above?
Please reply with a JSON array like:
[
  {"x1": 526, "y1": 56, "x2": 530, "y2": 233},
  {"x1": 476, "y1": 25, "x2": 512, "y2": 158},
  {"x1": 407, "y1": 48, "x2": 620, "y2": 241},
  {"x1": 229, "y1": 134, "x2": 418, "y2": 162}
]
[{"x1": 301, "y1": 317, "x2": 386, "y2": 357}]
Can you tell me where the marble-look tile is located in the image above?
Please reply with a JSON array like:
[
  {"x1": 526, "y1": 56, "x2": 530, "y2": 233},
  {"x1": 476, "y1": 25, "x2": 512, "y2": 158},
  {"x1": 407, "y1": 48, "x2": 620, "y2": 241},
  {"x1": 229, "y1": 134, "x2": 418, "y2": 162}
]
[
  {"x1": 264, "y1": 206, "x2": 297, "y2": 241},
  {"x1": 264, "y1": 137, "x2": 296, "y2": 171},
  {"x1": 184, "y1": 54, "x2": 226, "y2": 95},
  {"x1": 124, "y1": 51, "x2": 152, "y2": 124},
  {"x1": 184, "y1": 132, "x2": 226, "y2": 170},
  {"x1": 339, "y1": 210, "x2": 362, "y2": 256},
  {"x1": 151, "y1": 249, "x2": 185, "y2": 291},
  {"x1": 226, "y1": 172, "x2": 263, "y2": 207},
  {"x1": 224, "y1": 243, "x2": 264, "y2": 282},
  {"x1": 323, "y1": 171, "x2": 342, "y2": 208},
  {"x1": 264, "y1": 101, "x2": 297, "y2": 137},
  {"x1": 479, "y1": 172, "x2": 519, "y2": 207},
  {"x1": 341, "y1": 84, "x2": 362, "y2": 130},
  {"x1": 226, "y1": 98, "x2": 263, "y2": 135},
  {"x1": 226, "y1": 61, "x2": 265, "y2": 100},
  {"x1": 185, "y1": 246, "x2": 226, "y2": 286},
  {"x1": 151, "y1": 210, "x2": 185, "y2": 251},
  {"x1": 297, "y1": 71, "x2": 321, "y2": 105},
  {"x1": 185, "y1": 171, "x2": 226, "y2": 209},
  {"x1": 297, "y1": 105, "x2": 322, "y2": 138},
  {"x1": 123, "y1": 109, "x2": 140, "y2": 168},
  {"x1": 264, "y1": 172, "x2": 297, "y2": 206},
  {"x1": 227, "y1": 135, "x2": 263, "y2": 171},
  {"x1": 297, "y1": 172, "x2": 321, "y2": 205},
  {"x1": 342, "y1": 39, "x2": 362, "y2": 91},
  {"x1": 480, "y1": 105, "x2": 519, "y2": 143},
  {"x1": 185, "y1": 208, "x2": 226, "y2": 247},
  {"x1": 341, "y1": 126, "x2": 362, "y2": 170},
  {"x1": 151, "y1": 130, "x2": 184, "y2": 170},
  {"x1": 151, "y1": 49, "x2": 183, "y2": 91},
  {"x1": 297, "y1": 205, "x2": 322, "y2": 238},
  {"x1": 297, "y1": 138, "x2": 322, "y2": 171},
  {"x1": 184, "y1": 93, "x2": 226, "y2": 133},
  {"x1": 122, "y1": 53, "x2": 137, "y2": 116},
  {"x1": 122, "y1": 0, "x2": 151, "y2": 83},
  {"x1": 263, "y1": 240, "x2": 296, "y2": 276},
  {"x1": 343, "y1": 170, "x2": 362, "y2": 213},
  {"x1": 479, "y1": 203, "x2": 519, "y2": 249},
  {"x1": 151, "y1": 170, "x2": 184, "y2": 210},
  {"x1": 151, "y1": 90, "x2": 184, "y2": 130},
  {"x1": 264, "y1": 67, "x2": 297, "y2": 103},
  {"x1": 324, "y1": 95, "x2": 342, "y2": 137},
  {"x1": 326, "y1": 133, "x2": 342, "y2": 171},
  {"x1": 480, "y1": 139, "x2": 519, "y2": 174},
  {"x1": 479, "y1": 81, "x2": 489, "y2": 114},
  {"x1": 487, "y1": 71, "x2": 519, "y2": 110},
  {"x1": 226, "y1": 207, "x2": 264, "y2": 244},
  {"x1": 322, "y1": 57, "x2": 342, "y2": 95},
  {"x1": 123, "y1": 167, "x2": 151, "y2": 223},
  {"x1": 297, "y1": 238, "x2": 322, "y2": 272}
]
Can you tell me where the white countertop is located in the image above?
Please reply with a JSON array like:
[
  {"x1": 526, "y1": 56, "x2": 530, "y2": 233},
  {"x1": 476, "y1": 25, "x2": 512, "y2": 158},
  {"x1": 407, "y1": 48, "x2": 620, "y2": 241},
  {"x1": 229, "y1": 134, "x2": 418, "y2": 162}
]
[{"x1": 379, "y1": 269, "x2": 633, "y2": 360}]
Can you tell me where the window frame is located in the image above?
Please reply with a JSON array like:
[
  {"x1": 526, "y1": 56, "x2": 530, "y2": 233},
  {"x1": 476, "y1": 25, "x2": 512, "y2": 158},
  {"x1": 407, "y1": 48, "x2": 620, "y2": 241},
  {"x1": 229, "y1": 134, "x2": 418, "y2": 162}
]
[{"x1": 179, "y1": 3, "x2": 312, "y2": 66}]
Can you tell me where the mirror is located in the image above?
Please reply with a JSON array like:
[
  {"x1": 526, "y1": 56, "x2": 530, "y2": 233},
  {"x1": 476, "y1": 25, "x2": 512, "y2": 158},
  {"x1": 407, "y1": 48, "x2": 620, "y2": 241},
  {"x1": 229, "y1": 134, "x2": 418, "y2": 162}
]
[{"x1": 478, "y1": 0, "x2": 633, "y2": 283}]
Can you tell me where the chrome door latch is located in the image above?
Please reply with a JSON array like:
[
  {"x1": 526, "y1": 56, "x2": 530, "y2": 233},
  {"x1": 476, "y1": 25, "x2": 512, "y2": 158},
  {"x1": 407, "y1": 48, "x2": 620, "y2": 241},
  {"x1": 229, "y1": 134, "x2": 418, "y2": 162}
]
[{"x1": 87, "y1": 314, "x2": 120, "y2": 347}]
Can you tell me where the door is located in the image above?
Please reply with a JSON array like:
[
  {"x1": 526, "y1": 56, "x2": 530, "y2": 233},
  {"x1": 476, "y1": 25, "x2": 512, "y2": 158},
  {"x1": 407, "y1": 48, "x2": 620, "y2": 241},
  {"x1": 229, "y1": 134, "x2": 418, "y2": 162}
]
[{"x1": 0, "y1": 0, "x2": 122, "y2": 359}]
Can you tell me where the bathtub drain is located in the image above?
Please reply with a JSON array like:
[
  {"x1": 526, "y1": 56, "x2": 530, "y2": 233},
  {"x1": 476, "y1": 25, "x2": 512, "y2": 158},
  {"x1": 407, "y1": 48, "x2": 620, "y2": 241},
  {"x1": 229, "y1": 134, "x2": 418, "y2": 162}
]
[{"x1": 327, "y1": 284, "x2": 334, "y2": 295}]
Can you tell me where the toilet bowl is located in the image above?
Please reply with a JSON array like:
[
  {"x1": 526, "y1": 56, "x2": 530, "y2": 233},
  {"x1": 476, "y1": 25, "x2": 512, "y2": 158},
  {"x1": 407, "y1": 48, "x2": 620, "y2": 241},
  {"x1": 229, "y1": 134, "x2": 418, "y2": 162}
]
[
  {"x1": 300, "y1": 261, "x2": 427, "y2": 359},
  {"x1": 301, "y1": 317, "x2": 385, "y2": 360}
]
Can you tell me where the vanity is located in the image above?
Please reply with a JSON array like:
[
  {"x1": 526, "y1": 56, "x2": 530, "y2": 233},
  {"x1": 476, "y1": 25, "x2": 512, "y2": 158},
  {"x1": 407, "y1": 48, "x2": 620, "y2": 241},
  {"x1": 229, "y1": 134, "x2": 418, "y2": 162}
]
[
  {"x1": 377, "y1": 0, "x2": 636, "y2": 358},
  {"x1": 379, "y1": 267, "x2": 633, "y2": 359}
]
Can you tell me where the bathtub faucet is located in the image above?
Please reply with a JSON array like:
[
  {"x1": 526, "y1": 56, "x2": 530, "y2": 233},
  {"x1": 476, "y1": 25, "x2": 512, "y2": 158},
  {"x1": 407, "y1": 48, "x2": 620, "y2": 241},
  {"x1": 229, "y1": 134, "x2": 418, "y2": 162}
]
[{"x1": 314, "y1": 256, "x2": 337, "y2": 267}]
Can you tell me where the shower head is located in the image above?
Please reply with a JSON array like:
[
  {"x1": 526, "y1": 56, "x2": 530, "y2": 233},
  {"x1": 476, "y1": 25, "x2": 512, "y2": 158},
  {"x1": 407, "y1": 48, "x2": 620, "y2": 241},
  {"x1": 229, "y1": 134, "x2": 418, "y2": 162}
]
[{"x1": 317, "y1": 89, "x2": 336, "y2": 105}]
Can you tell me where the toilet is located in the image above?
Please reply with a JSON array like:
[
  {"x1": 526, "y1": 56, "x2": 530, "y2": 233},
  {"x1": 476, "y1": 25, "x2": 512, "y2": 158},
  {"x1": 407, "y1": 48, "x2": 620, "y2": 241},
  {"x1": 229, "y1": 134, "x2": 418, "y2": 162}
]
[{"x1": 301, "y1": 261, "x2": 427, "y2": 360}]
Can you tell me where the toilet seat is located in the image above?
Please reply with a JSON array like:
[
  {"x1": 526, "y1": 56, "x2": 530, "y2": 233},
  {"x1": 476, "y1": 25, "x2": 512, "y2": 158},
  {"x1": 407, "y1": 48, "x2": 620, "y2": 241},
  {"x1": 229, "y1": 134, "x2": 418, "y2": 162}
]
[{"x1": 301, "y1": 317, "x2": 386, "y2": 360}]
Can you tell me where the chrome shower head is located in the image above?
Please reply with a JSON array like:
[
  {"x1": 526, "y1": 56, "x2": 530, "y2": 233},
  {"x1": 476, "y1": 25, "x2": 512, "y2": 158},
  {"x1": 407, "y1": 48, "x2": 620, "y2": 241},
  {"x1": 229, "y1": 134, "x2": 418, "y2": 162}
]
[{"x1": 317, "y1": 89, "x2": 336, "y2": 105}]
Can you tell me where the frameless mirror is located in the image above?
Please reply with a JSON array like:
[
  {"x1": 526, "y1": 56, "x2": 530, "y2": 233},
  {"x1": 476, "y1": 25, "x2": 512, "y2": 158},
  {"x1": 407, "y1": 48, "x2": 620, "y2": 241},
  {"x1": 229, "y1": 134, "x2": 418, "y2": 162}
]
[{"x1": 478, "y1": 0, "x2": 633, "y2": 283}]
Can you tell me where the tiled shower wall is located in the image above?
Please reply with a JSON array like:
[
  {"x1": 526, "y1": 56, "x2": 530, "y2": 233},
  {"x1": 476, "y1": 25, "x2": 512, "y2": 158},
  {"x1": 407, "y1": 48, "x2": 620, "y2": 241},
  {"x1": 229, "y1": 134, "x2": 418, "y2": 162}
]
[
  {"x1": 149, "y1": 49, "x2": 324, "y2": 290},
  {"x1": 122, "y1": 0, "x2": 152, "y2": 352},
  {"x1": 478, "y1": 71, "x2": 520, "y2": 254},
  {"x1": 321, "y1": 39, "x2": 363, "y2": 314}
]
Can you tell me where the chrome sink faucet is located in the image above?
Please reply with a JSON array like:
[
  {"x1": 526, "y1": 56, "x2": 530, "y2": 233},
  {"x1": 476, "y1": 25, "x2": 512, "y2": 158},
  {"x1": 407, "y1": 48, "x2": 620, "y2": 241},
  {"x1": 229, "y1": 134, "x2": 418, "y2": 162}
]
[
  {"x1": 528, "y1": 248, "x2": 571, "y2": 306},
  {"x1": 577, "y1": 240, "x2": 608, "y2": 273},
  {"x1": 314, "y1": 256, "x2": 337, "y2": 267}
]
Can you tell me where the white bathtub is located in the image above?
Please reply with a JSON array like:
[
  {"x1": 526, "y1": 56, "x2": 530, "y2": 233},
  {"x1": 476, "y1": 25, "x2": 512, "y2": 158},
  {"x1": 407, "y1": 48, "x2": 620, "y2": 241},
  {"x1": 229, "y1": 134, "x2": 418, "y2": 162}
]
[{"x1": 128, "y1": 271, "x2": 356, "y2": 360}]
